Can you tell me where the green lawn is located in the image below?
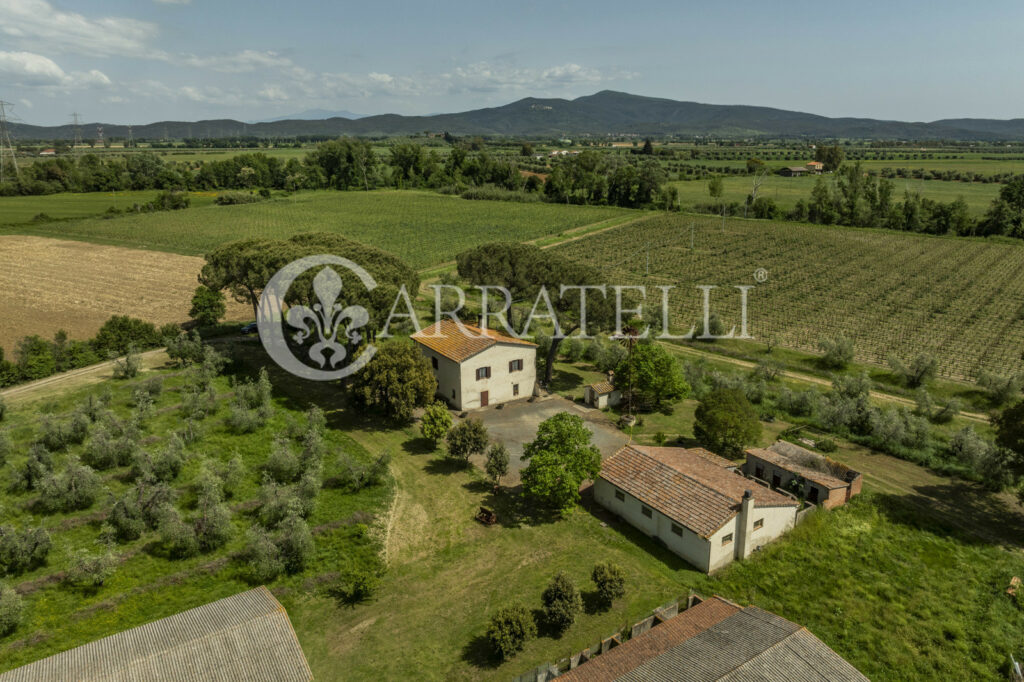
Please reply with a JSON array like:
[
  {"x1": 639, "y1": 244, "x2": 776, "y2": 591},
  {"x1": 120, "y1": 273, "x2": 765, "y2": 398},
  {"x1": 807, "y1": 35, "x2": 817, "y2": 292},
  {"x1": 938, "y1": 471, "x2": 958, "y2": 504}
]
[
  {"x1": 0, "y1": 190, "x2": 631, "y2": 269},
  {"x1": 671, "y1": 174, "x2": 1001, "y2": 215}
]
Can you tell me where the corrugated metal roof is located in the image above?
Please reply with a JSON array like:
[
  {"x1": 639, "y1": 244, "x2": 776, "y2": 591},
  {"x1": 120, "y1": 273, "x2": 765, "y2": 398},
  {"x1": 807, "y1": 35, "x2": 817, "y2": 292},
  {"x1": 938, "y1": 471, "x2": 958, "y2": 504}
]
[
  {"x1": 411, "y1": 319, "x2": 536, "y2": 363},
  {"x1": 600, "y1": 446, "x2": 797, "y2": 538},
  {"x1": 615, "y1": 606, "x2": 868, "y2": 682},
  {"x1": 0, "y1": 587, "x2": 312, "y2": 682}
]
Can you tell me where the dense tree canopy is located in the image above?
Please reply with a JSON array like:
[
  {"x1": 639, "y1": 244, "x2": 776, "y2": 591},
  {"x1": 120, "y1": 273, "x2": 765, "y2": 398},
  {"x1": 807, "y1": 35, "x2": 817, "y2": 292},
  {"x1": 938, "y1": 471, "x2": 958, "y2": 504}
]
[{"x1": 521, "y1": 413, "x2": 601, "y2": 514}]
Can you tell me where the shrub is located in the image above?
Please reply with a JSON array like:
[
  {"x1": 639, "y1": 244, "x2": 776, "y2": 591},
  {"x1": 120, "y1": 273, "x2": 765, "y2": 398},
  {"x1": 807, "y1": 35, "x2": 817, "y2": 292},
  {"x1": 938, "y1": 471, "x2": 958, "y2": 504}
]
[
  {"x1": 63, "y1": 548, "x2": 116, "y2": 587},
  {"x1": 257, "y1": 478, "x2": 297, "y2": 528},
  {"x1": 215, "y1": 191, "x2": 263, "y2": 205},
  {"x1": 0, "y1": 583, "x2": 23, "y2": 636},
  {"x1": 487, "y1": 603, "x2": 537, "y2": 660},
  {"x1": 818, "y1": 336, "x2": 855, "y2": 369},
  {"x1": 10, "y1": 444, "x2": 53, "y2": 492},
  {"x1": 484, "y1": 443, "x2": 510, "y2": 486},
  {"x1": 977, "y1": 370, "x2": 1023, "y2": 407},
  {"x1": 108, "y1": 495, "x2": 146, "y2": 543},
  {"x1": 276, "y1": 510, "x2": 314, "y2": 574},
  {"x1": 38, "y1": 457, "x2": 102, "y2": 513},
  {"x1": 349, "y1": 342, "x2": 437, "y2": 422},
  {"x1": 542, "y1": 572, "x2": 583, "y2": 634},
  {"x1": 0, "y1": 526, "x2": 51, "y2": 576},
  {"x1": 38, "y1": 413, "x2": 89, "y2": 451},
  {"x1": 241, "y1": 526, "x2": 283, "y2": 584},
  {"x1": 217, "y1": 454, "x2": 245, "y2": 498},
  {"x1": 158, "y1": 507, "x2": 199, "y2": 559},
  {"x1": 327, "y1": 567, "x2": 380, "y2": 605},
  {"x1": 180, "y1": 386, "x2": 217, "y2": 420},
  {"x1": 152, "y1": 190, "x2": 190, "y2": 210},
  {"x1": 591, "y1": 562, "x2": 627, "y2": 607},
  {"x1": 264, "y1": 440, "x2": 301, "y2": 483},
  {"x1": 189, "y1": 285, "x2": 226, "y2": 326},
  {"x1": 93, "y1": 316, "x2": 161, "y2": 355},
  {"x1": 193, "y1": 493, "x2": 233, "y2": 553},
  {"x1": 166, "y1": 330, "x2": 206, "y2": 367},
  {"x1": 446, "y1": 419, "x2": 488, "y2": 462},
  {"x1": 420, "y1": 401, "x2": 452, "y2": 448},
  {"x1": 816, "y1": 438, "x2": 838, "y2": 453},
  {"x1": 112, "y1": 347, "x2": 142, "y2": 380},
  {"x1": 887, "y1": 353, "x2": 938, "y2": 388}
]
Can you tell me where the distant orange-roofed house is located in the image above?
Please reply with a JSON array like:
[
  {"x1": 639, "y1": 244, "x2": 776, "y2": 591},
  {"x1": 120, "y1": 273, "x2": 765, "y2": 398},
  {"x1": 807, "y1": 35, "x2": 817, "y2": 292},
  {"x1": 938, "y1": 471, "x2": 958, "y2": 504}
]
[
  {"x1": 411, "y1": 319, "x2": 537, "y2": 410},
  {"x1": 806, "y1": 160, "x2": 824, "y2": 173}
]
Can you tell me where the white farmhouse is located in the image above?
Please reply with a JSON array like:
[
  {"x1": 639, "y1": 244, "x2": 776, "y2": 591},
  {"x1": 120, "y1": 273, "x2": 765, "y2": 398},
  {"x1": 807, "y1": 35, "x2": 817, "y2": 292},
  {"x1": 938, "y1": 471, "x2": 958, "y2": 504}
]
[
  {"x1": 411, "y1": 319, "x2": 537, "y2": 411},
  {"x1": 595, "y1": 445, "x2": 799, "y2": 573}
]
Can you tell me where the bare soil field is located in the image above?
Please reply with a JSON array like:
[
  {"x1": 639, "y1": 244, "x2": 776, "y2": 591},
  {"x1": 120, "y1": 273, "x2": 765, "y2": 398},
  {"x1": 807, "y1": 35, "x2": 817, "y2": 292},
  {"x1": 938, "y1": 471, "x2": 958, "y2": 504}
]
[{"x1": 0, "y1": 235, "x2": 248, "y2": 354}]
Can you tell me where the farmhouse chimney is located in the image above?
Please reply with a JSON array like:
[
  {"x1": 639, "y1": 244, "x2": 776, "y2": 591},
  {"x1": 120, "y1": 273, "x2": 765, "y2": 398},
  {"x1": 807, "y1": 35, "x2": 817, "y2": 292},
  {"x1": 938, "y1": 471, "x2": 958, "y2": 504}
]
[{"x1": 736, "y1": 490, "x2": 755, "y2": 560}]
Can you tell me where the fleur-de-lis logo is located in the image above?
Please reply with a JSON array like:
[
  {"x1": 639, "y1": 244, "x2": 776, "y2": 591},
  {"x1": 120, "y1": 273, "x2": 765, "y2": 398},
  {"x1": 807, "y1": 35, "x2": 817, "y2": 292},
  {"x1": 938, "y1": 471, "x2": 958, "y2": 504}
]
[
  {"x1": 257, "y1": 254, "x2": 378, "y2": 381},
  {"x1": 286, "y1": 267, "x2": 370, "y2": 368}
]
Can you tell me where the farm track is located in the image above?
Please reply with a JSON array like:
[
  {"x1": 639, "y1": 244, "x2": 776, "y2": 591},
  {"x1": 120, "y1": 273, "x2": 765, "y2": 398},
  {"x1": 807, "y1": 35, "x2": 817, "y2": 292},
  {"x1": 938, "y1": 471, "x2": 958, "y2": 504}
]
[
  {"x1": 658, "y1": 342, "x2": 991, "y2": 424},
  {"x1": 0, "y1": 349, "x2": 169, "y2": 403}
]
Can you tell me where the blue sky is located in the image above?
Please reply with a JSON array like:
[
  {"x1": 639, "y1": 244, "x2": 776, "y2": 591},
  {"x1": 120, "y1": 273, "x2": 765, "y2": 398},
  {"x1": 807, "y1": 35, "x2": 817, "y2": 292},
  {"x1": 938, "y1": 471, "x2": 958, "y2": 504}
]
[{"x1": 1, "y1": 0, "x2": 1021, "y2": 126}]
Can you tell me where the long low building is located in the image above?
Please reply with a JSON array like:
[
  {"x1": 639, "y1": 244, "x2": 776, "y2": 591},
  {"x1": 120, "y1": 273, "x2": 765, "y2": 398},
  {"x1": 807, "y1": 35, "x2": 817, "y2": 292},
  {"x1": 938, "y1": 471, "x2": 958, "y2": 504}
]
[
  {"x1": 0, "y1": 587, "x2": 312, "y2": 682},
  {"x1": 745, "y1": 440, "x2": 862, "y2": 509},
  {"x1": 556, "y1": 595, "x2": 868, "y2": 681},
  {"x1": 595, "y1": 445, "x2": 799, "y2": 573}
]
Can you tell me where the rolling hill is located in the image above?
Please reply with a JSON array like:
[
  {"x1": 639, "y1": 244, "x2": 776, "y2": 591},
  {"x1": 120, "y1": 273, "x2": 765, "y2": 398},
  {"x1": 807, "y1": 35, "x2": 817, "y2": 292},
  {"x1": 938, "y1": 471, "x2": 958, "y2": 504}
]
[{"x1": 11, "y1": 91, "x2": 1024, "y2": 141}]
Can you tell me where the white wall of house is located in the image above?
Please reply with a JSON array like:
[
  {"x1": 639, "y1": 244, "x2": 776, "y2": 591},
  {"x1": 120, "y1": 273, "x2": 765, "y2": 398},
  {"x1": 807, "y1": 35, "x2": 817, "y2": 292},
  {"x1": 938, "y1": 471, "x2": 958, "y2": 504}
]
[
  {"x1": 596, "y1": 478, "x2": 797, "y2": 574},
  {"x1": 457, "y1": 344, "x2": 535, "y2": 410},
  {"x1": 594, "y1": 478, "x2": 712, "y2": 572},
  {"x1": 706, "y1": 503, "x2": 796, "y2": 573},
  {"x1": 418, "y1": 343, "x2": 535, "y2": 411}
]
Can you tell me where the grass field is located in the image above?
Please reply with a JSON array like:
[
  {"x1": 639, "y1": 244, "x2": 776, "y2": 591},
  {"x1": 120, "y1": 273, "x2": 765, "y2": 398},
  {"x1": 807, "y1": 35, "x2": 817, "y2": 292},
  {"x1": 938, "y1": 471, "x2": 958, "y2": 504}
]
[
  {"x1": 1, "y1": 190, "x2": 631, "y2": 268},
  {"x1": 3, "y1": 344, "x2": 1023, "y2": 680},
  {"x1": 554, "y1": 212, "x2": 1024, "y2": 380},
  {"x1": 0, "y1": 191, "x2": 222, "y2": 225},
  {"x1": 670, "y1": 174, "x2": 1001, "y2": 215}
]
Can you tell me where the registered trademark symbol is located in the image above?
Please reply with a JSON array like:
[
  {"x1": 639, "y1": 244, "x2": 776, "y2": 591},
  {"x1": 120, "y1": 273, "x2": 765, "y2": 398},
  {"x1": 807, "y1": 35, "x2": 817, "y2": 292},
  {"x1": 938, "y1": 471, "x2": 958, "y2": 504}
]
[{"x1": 754, "y1": 268, "x2": 769, "y2": 283}]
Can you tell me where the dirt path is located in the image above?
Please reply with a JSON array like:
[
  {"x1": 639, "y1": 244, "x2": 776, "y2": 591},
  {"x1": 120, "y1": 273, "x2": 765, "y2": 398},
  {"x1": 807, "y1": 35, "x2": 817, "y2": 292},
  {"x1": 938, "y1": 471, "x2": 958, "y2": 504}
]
[
  {"x1": 658, "y1": 342, "x2": 991, "y2": 424},
  {"x1": 0, "y1": 348, "x2": 169, "y2": 404}
]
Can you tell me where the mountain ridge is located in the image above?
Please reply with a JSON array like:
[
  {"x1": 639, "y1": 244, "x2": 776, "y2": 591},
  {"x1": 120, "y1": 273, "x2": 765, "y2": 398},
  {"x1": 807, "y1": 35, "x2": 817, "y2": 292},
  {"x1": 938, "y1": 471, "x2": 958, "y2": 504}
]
[{"x1": 10, "y1": 90, "x2": 1024, "y2": 141}]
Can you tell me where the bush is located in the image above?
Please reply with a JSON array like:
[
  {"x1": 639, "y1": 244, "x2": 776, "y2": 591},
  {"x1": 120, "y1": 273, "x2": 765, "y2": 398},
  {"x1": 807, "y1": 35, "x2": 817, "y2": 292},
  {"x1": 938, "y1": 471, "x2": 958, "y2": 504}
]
[
  {"x1": 112, "y1": 347, "x2": 142, "y2": 380},
  {"x1": 215, "y1": 191, "x2": 263, "y2": 205},
  {"x1": 818, "y1": 336, "x2": 855, "y2": 369},
  {"x1": 158, "y1": 507, "x2": 199, "y2": 559},
  {"x1": 0, "y1": 583, "x2": 23, "y2": 636},
  {"x1": 446, "y1": 418, "x2": 488, "y2": 462},
  {"x1": 63, "y1": 548, "x2": 116, "y2": 587},
  {"x1": 977, "y1": 370, "x2": 1023, "y2": 407},
  {"x1": 152, "y1": 190, "x2": 190, "y2": 210},
  {"x1": 542, "y1": 572, "x2": 583, "y2": 634},
  {"x1": 693, "y1": 387, "x2": 762, "y2": 458},
  {"x1": 264, "y1": 440, "x2": 301, "y2": 484},
  {"x1": 327, "y1": 567, "x2": 380, "y2": 605},
  {"x1": 887, "y1": 353, "x2": 938, "y2": 388},
  {"x1": 420, "y1": 401, "x2": 452, "y2": 448},
  {"x1": 591, "y1": 562, "x2": 626, "y2": 607},
  {"x1": 276, "y1": 511, "x2": 314, "y2": 574},
  {"x1": 108, "y1": 495, "x2": 146, "y2": 543},
  {"x1": 10, "y1": 444, "x2": 53, "y2": 492},
  {"x1": 192, "y1": 473, "x2": 233, "y2": 553},
  {"x1": 0, "y1": 526, "x2": 51, "y2": 576},
  {"x1": 487, "y1": 603, "x2": 537, "y2": 661},
  {"x1": 93, "y1": 316, "x2": 161, "y2": 355},
  {"x1": 349, "y1": 342, "x2": 437, "y2": 422},
  {"x1": 816, "y1": 438, "x2": 838, "y2": 453},
  {"x1": 484, "y1": 443, "x2": 510, "y2": 485},
  {"x1": 38, "y1": 457, "x2": 102, "y2": 513},
  {"x1": 166, "y1": 330, "x2": 206, "y2": 367},
  {"x1": 241, "y1": 526, "x2": 284, "y2": 584}
]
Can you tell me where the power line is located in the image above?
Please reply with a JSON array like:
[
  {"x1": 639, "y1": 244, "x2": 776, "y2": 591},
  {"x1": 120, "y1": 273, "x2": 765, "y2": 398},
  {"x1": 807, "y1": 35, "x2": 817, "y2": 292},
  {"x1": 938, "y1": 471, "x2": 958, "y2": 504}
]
[{"x1": 0, "y1": 100, "x2": 19, "y2": 184}]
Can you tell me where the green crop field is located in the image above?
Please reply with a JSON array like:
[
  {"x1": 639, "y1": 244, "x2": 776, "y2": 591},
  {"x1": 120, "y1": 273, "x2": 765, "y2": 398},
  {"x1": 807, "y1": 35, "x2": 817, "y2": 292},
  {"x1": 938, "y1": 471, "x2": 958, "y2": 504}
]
[
  {"x1": 670, "y1": 175, "x2": 1001, "y2": 215},
  {"x1": 0, "y1": 191, "x2": 222, "y2": 225},
  {"x1": 554, "y1": 212, "x2": 1024, "y2": 380},
  {"x1": 0, "y1": 190, "x2": 631, "y2": 269}
]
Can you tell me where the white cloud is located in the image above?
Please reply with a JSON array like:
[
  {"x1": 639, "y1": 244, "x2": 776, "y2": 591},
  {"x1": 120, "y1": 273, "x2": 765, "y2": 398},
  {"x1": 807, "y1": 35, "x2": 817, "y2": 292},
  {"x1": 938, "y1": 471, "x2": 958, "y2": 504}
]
[
  {"x1": 19, "y1": 98, "x2": 32, "y2": 108},
  {"x1": 180, "y1": 49, "x2": 298, "y2": 73},
  {"x1": 0, "y1": 0, "x2": 161, "y2": 58},
  {"x1": 258, "y1": 85, "x2": 289, "y2": 101},
  {"x1": 0, "y1": 50, "x2": 111, "y2": 91}
]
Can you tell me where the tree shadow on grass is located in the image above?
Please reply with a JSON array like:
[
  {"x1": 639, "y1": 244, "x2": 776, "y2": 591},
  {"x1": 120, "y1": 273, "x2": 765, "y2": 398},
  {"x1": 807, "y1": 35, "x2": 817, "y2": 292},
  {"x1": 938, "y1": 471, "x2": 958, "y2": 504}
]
[
  {"x1": 461, "y1": 633, "x2": 501, "y2": 670},
  {"x1": 401, "y1": 437, "x2": 436, "y2": 455},
  {"x1": 872, "y1": 484, "x2": 1024, "y2": 548},
  {"x1": 548, "y1": 369, "x2": 585, "y2": 393},
  {"x1": 423, "y1": 456, "x2": 472, "y2": 476},
  {"x1": 465, "y1": 484, "x2": 563, "y2": 529},
  {"x1": 582, "y1": 590, "x2": 610, "y2": 616}
]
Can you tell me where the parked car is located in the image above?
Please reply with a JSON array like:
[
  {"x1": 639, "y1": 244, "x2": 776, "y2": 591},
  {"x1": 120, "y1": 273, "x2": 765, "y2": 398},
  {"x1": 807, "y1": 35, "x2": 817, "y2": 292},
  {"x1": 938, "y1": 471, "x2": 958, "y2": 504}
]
[{"x1": 240, "y1": 322, "x2": 258, "y2": 335}]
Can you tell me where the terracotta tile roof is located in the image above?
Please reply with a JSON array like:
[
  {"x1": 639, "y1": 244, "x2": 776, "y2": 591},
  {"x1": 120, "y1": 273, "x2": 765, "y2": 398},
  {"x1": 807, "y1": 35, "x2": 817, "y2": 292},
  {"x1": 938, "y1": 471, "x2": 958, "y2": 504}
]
[
  {"x1": 556, "y1": 597, "x2": 741, "y2": 682},
  {"x1": 746, "y1": 442, "x2": 850, "y2": 489},
  {"x1": 600, "y1": 445, "x2": 797, "y2": 538},
  {"x1": 411, "y1": 319, "x2": 536, "y2": 363},
  {"x1": 634, "y1": 445, "x2": 736, "y2": 470},
  {"x1": 590, "y1": 381, "x2": 616, "y2": 395}
]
